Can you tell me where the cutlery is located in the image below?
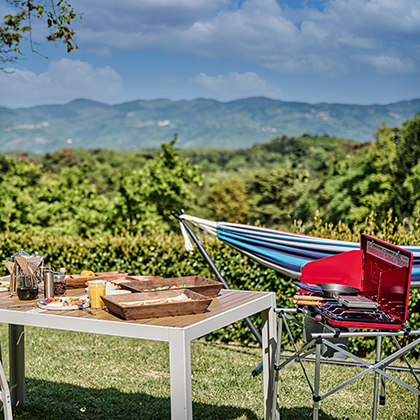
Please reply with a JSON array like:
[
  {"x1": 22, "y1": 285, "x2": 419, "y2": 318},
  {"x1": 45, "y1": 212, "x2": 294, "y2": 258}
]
[{"x1": 78, "y1": 304, "x2": 95, "y2": 315}]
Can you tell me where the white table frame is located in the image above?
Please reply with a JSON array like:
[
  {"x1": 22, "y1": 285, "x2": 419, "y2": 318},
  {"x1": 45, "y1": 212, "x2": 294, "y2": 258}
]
[{"x1": 0, "y1": 290, "x2": 277, "y2": 420}]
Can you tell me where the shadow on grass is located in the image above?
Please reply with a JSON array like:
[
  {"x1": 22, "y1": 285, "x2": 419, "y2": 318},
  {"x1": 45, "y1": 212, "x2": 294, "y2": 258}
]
[
  {"x1": 278, "y1": 406, "x2": 349, "y2": 420},
  {"x1": 12, "y1": 378, "x2": 262, "y2": 420}
]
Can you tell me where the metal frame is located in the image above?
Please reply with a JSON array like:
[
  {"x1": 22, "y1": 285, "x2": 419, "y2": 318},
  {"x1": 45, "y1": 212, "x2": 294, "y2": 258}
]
[
  {"x1": 272, "y1": 308, "x2": 420, "y2": 420},
  {"x1": 172, "y1": 211, "x2": 263, "y2": 342},
  {"x1": 172, "y1": 210, "x2": 265, "y2": 376},
  {"x1": 0, "y1": 340, "x2": 12, "y2": 420},
  {"x1": 0, "y1": 290, "x2": 276, "y2": 420}
]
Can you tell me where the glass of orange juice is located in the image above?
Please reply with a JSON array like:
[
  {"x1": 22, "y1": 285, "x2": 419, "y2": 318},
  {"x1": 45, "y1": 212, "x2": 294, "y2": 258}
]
[{"x1": 87, "y1": 280, "x2": 106, "y2": 309}]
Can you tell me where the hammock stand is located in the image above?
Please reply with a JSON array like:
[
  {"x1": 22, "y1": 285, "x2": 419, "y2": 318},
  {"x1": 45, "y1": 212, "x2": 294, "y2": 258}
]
[
  {"x1": 172, "y1": 211, "x2": 265, "y2": 376},
  {"x1": 172, "y1": 213, "x2": 420, "y2": 419},
  {"x1": 172, "y1": 212, "x2": 420, "y2": 376}
]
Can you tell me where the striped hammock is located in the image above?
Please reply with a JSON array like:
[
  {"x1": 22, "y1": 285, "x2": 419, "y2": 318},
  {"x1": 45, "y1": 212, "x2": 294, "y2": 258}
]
[{"x1": 178, "y1": 215, "x2": 420, "y2": 288}]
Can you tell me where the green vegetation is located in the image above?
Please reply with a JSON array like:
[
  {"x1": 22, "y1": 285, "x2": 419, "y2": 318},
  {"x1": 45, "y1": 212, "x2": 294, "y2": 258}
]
[
  {"x1": 4, "y1": 113, "x2": 420, "y2": 236},
  {"x1": 0, "y1": 114, "x2": 419, "y2": 419},
  {"x1": 0, "y1": 113, "x2": 420, "y2": 353},
  {"x1": 0, "y1": 136, "x2": 202, "y2": 236},
  {"x1": 1, "y1": 210, "x2": 420, "y2": 357}
]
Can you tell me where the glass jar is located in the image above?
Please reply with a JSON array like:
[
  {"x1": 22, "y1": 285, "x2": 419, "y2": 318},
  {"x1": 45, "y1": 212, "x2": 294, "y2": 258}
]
[{"x1": 53, "y1": 273, "x2": 66, "y2": 296}]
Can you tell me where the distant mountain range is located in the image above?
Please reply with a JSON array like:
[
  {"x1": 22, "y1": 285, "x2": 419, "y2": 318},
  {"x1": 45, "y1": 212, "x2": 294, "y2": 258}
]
[{"x1": 1, "y1": 97, "x2": 419, "y2": 153}]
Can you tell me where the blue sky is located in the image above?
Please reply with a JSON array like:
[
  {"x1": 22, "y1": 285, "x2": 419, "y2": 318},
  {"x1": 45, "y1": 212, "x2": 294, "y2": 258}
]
[{"x1": 0, "y1": 0, "x2": 419, "y2": 108}]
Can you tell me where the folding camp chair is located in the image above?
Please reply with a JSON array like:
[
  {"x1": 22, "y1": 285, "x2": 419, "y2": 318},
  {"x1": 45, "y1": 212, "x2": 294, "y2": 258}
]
[
  {"x1": 271, "y1": 234, "x2": 420, "y2": 420},
  {"x1": 0, "y1": 344, "x2": 12, "y2": 420},
  {"x1": 272, "y1": 307, "x2": 420, "y2": 420}
]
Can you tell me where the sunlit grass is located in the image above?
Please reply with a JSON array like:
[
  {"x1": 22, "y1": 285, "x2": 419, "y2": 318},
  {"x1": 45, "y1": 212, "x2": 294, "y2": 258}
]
[{"x1": 0, "y1": 325, "x2": 417, "y2": 419}]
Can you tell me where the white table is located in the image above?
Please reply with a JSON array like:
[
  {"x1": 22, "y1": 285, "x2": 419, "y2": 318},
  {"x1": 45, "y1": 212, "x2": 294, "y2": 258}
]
[{"x1": 0, "y1": 289, "x2": 277, "y2": 419}]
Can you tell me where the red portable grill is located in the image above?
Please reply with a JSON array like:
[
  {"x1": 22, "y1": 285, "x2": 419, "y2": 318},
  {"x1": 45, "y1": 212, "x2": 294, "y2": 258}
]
[{"x1": 300, "y1": 234, "x2": 413, "y2": 330}]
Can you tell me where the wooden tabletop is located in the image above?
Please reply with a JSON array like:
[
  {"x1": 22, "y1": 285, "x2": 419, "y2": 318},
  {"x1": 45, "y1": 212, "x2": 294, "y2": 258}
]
[{"x1": 0, "y1": 288, "x2": 271, "y2": 330}]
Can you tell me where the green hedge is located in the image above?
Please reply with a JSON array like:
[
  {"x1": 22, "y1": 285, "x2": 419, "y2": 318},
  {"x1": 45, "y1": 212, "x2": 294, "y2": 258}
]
[
  {"x1": 0, "y1": 230, "x2": 281, "y2": 346},
  {"x1": 1, "y1": 217, "x2": 420, "y2": 357}
]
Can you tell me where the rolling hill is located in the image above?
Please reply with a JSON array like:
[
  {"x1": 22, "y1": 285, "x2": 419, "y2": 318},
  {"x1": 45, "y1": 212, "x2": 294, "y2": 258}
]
[{"x1": 1, "y1": 97, "x2": 419, "y2": 153}]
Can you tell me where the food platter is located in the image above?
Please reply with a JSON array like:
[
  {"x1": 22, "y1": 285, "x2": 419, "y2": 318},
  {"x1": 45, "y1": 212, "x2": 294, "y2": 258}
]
[
  {"x1": 102, "y1": 289, "x2": 212, "y2": 320},
  {"x1": 37, "y1": 296, "x2": 90, "y2": 311},
  {"x1": 120, "y1": 276, "x2": 224, "y2": 298}
]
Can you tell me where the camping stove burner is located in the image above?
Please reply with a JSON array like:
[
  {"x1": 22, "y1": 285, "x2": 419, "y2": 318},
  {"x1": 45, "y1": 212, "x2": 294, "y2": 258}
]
[{"x1": 316, "y1": 301, "x2": 399, "y2": 326}]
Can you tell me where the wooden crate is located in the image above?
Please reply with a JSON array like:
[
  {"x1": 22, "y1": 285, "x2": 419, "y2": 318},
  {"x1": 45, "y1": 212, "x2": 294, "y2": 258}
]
[
  {"x1": 120, "y1": 276, "x2": 224, "y2": 298},
  {"x1": 102, "y1": 289, "x2": 212, "y2": 320}
]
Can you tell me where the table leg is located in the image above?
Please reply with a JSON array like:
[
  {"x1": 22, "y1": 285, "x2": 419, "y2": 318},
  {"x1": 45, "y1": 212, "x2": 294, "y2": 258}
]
[
  {"x1": 9, "y1": 324, "x2": 25, "y2": 407},
  {"x1": 262, "y1": 295, "x2": 278, "y2": 420},
  {"x1": 169, "y1": 328, "x2": 192, "y2": 420}
]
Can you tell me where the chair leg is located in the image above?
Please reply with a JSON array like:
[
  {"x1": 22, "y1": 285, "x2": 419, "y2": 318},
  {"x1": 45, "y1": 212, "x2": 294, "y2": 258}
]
[
  {"x1": 380, "y1": 375, "x2": 386, "y2": 406},
  {"x1": 372, "y1": 336, "x2": 382, "y2": 420},
  {"x1": 0, "y1": 354, "x2": 12, "y2": 419},
  {"x1": 313, "y1": 337, "x2": 322, "y2": 420}
]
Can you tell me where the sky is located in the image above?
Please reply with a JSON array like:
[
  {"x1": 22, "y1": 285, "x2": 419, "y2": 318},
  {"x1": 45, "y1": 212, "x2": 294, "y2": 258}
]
[{"x1": 0, "y1": 0, "x2": 419, "y2": 108}]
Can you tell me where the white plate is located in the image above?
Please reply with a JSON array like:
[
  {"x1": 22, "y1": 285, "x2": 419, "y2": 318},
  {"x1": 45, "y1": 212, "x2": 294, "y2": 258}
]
[
  {"x1": 37, "y1": 295, "x2": 90, "y2": 311},
  {"x1": 0, "y1": 281, "x2": 10, "y2": 293}
]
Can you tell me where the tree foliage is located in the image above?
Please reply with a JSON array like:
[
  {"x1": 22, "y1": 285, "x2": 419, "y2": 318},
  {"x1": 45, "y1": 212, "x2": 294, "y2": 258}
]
[
  {"x1": 188, "y1": 113, "x2": 420, "y2": 231},
  {"x1": 113, "y1": 136, "x2": 203, "y2": 234},
  {"x1": 1, "y1": 113, "x2": 420, "y2": 235},
  {"x1": 0, "y1": 137, "x2": 202, "y2": 236},
  {"x1": 247, "y1": 166, "x2": 309, "y2": 227},
  {"x1": 1, "y1": 0, "x2": 80, "y2": 66},
  {"x1": 208, "y1": 177, "x2": 249, "y2": 223},
  {"x1": 312, "y1": 114, "x2": 419, "y2": 227},
  {"x1": 315, "y1": 124, "x2": 399, "y2": 224},
  {"x1": 396, "y1": 112, "x2": 420, "y2": 218}
]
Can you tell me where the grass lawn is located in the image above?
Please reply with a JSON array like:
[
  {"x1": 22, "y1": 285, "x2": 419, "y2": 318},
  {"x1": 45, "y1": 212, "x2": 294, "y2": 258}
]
[{"x1": 0, "y1": 324, "x2": 418, "y2": 419}]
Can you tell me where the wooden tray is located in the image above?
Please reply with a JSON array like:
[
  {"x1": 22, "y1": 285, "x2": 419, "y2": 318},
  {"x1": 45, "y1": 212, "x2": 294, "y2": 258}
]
[
  {"x1": 66, "y1": 271, "x2": 128, "y2": 289},
  {"x1": 102, "y1": 289, "x2": 212, "y2": 320},
  {"x1": 94, "y1": 271, "x2": 128, "y2": 277},
  {"x1": 120, "y1": 276, "x2": 224, "y2": 298},
  {"x1": 125, "y1": 275, "x2": 163, "y2": 281}
]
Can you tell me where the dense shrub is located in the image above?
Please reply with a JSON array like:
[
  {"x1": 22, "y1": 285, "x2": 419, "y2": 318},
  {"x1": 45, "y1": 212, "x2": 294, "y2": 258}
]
[{"x1": 2, "y1": 211, "x2": 420, "y2": 357}]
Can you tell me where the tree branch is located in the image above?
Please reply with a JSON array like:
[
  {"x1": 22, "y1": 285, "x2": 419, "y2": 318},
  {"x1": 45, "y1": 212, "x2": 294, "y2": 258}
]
[{"x1": 0, "y1": 0, "x2": 81, "y2": 68}]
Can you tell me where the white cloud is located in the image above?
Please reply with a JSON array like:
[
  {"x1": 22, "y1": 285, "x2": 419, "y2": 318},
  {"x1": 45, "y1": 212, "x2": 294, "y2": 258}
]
[
  {"x1": 352, "y1": 54, "x2": 418, "y2": 73},
  {"x1": 0, "y1": 59, "x2": 123, "y2": 108},
  {"x1": 71, "y1": 0, "x2": 225, "y2": 31},
  {"x1": 67, "y1": 0, "x2": 420, "y2": 76},
  {"x1": 190, "y1": 72, "x2": 282, "y2": 99}
]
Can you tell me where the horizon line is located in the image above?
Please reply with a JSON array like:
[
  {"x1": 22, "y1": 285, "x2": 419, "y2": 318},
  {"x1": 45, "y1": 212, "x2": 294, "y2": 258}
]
[{"x1": 1, "y1": 95, "x2": 420, "y2": 110}]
